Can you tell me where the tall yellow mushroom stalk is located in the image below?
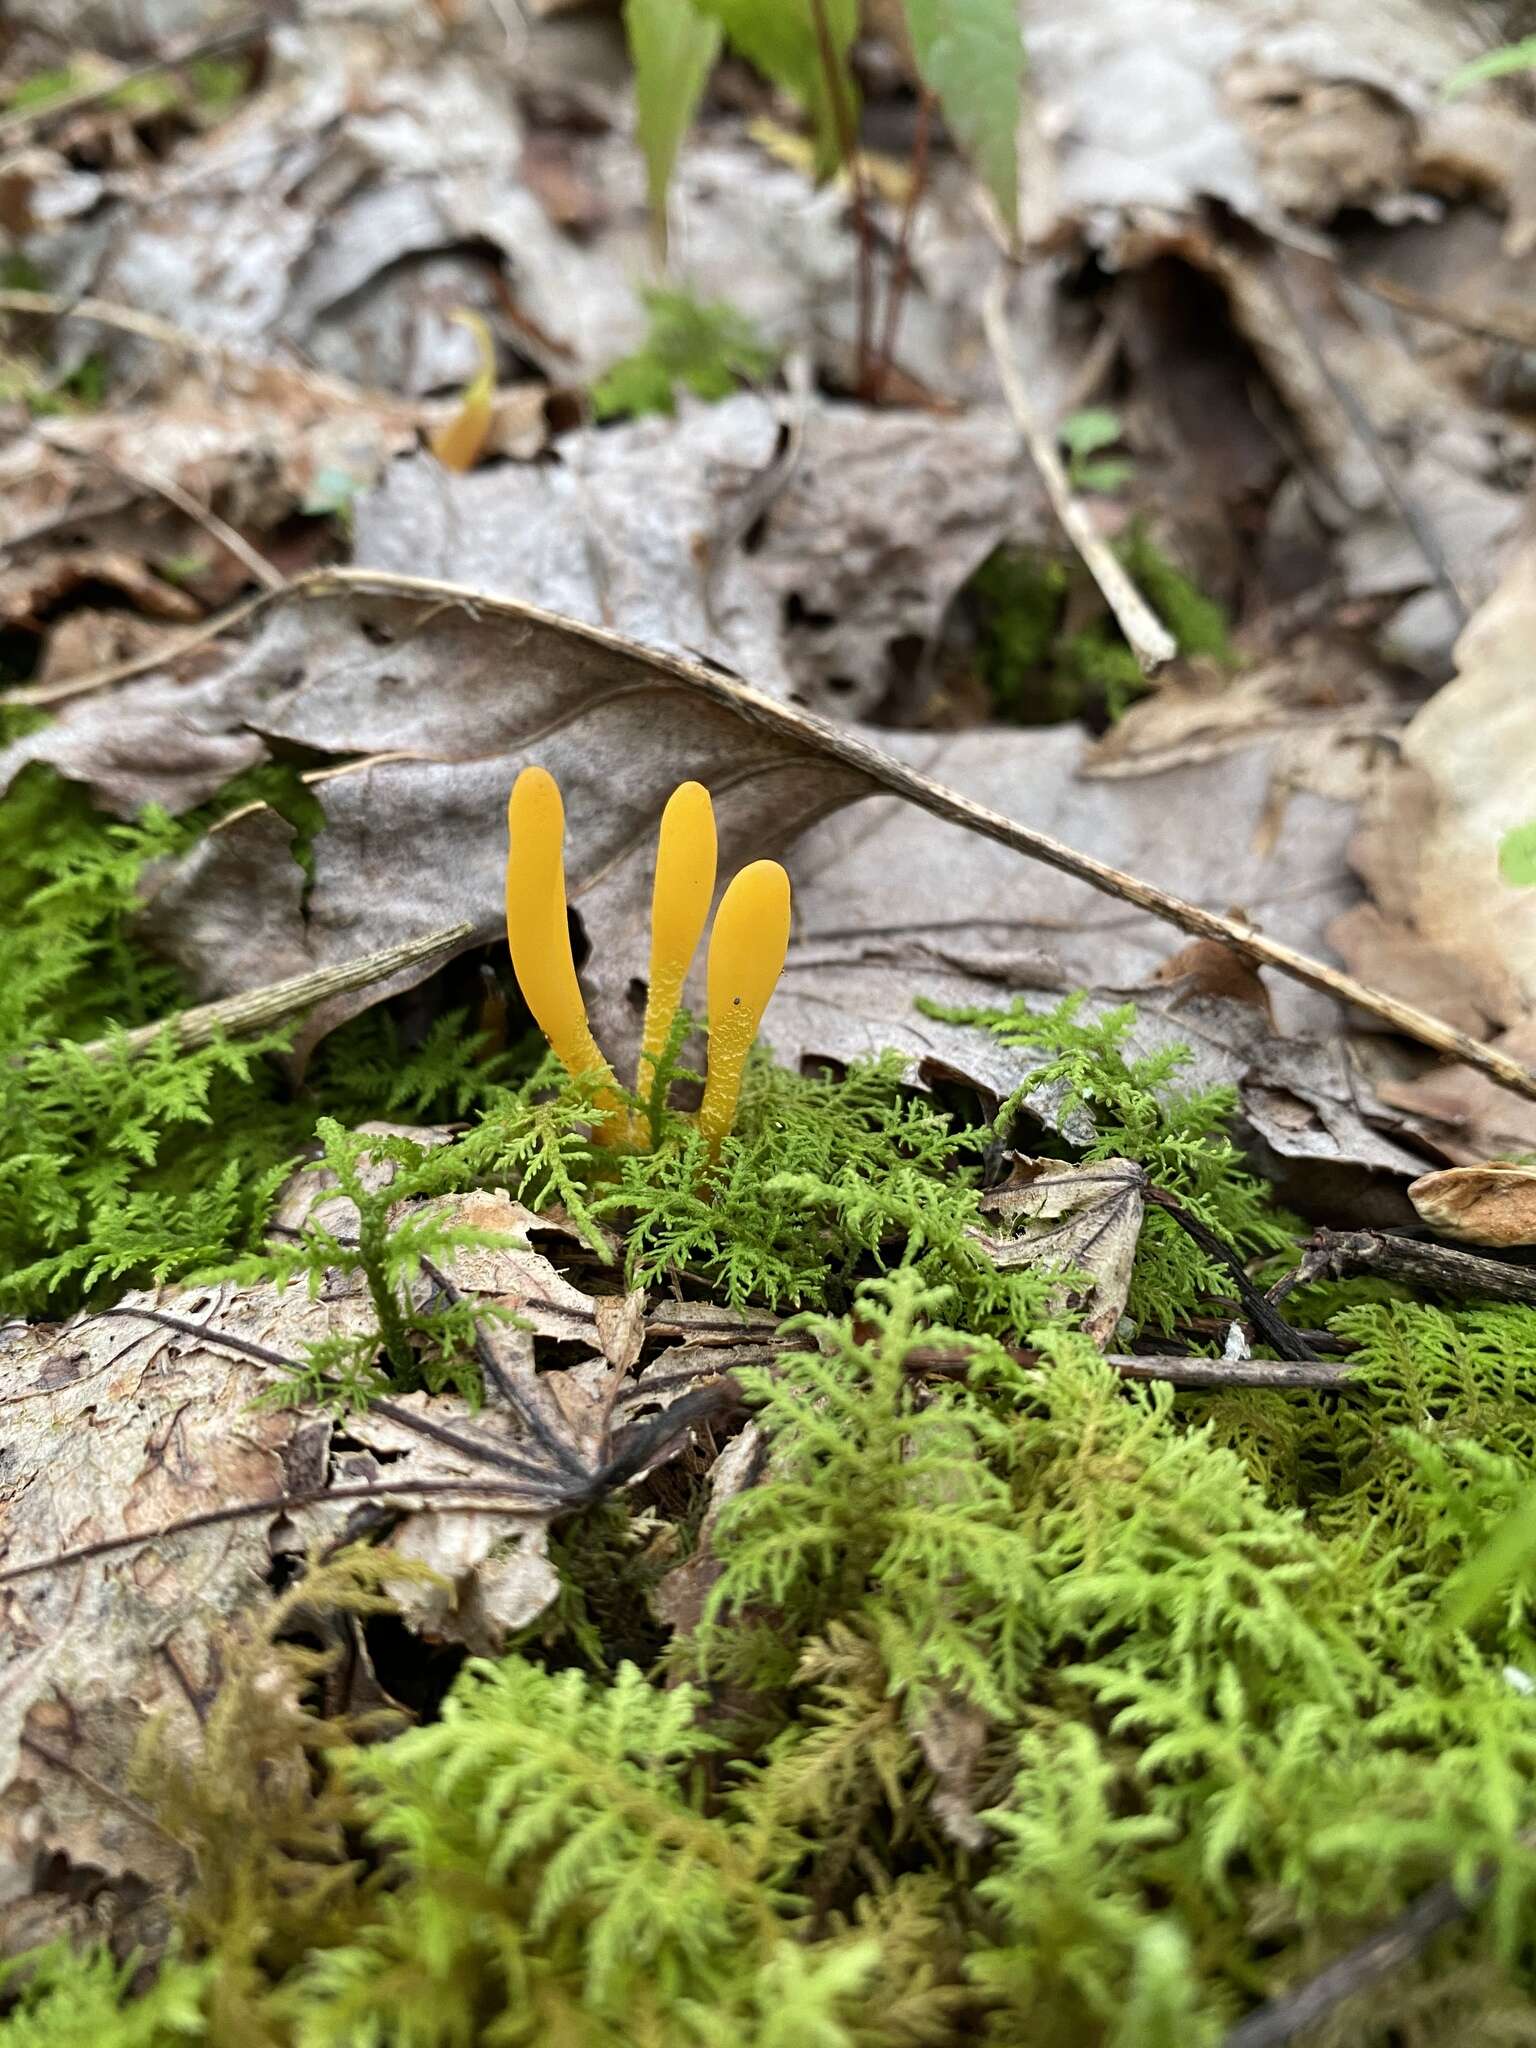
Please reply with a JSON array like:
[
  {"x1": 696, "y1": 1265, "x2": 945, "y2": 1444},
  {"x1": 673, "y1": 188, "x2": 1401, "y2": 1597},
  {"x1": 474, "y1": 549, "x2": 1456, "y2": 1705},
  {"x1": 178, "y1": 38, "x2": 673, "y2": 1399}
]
[
  {"x1": 638, "y1": 781, "x2": 717, "y2": 1120},
  {"x1": 503, "y1": 766, "x2": 790, "y2": 1151},
  {"x1": 504, "y1": 766, "x2": 619, "y2": 1121},
  {"x1": 698, "y1": 860, "x2": 791, "y2": 1151}
]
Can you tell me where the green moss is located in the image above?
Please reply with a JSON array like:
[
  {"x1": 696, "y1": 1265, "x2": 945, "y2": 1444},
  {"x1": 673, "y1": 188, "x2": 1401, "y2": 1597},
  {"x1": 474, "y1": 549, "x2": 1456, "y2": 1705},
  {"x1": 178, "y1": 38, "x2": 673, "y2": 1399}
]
[
  {"x1": 591, "y1": 288, "x2": 780, "y2": 421},
  {"x1": 971, "y1": 525, "x2": 1236, "y2": 724}
]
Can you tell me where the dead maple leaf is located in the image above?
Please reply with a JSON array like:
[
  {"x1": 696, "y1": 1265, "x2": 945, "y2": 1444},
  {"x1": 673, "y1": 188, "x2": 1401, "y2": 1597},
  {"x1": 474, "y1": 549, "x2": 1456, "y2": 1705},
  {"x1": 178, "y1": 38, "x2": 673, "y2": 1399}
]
[{"x1": 972, "y1": 1157, "x2": 1145, "y2": 1346}]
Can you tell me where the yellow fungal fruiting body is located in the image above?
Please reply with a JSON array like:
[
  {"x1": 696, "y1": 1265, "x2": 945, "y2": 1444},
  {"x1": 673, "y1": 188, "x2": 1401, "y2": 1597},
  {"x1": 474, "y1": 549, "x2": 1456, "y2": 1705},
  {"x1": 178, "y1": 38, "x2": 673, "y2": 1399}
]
[
  {"x1": 504, "y1": 766, "x2": 615, "y2": 1097},
  {"x1": 699, "y1": 859, "x2": 792, "y2": 1152},
  {"x1": 639, "y1": 780, "x2": 718, "y2": 1091}
]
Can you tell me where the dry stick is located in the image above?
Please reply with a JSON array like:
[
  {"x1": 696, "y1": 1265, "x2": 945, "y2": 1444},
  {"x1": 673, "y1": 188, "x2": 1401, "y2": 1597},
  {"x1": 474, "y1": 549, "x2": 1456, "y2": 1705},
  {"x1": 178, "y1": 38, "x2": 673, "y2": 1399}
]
[
  {"x1": 981, "y1": 269, "x2": 1179, "y2": 675},
  {"x1": 806, "y1": 0, "x2": 875, "y2": 393},
  {"x1": 871, "y1": 87, "x2": 936, "y2": 403},
  {"x1": 0, "y1": 1478, "x2": 559, "y2": 1592},
  {"x1": 21, "y1": 561, "x2": 1536, "y2": 1106},
  {"x1": 1351, "y1": 268, "x2": 1536, "y2": 362},
  {"x1": 1306, "y1": 1228, "x2": 1536, "y2": 1309},
  {"x1": 0, "y1": 11, "x2": 268, "y2": 150},
  {"x1": 1269, "y1": 249, "x2": 1470, "y2": 633},
  {"x1": 1218, "y1": 1846, "x2": 1531, "y2": 2048},
  {"x1": 57, "y1": 923, "x2": 476, "y2": 1064},
  {"x1": 0, "y1": 287, "x2": 233, "y2": 362},
  {"x1": 42, "y1": 431, "x2": 285, "y2": 591},
  {"x1": 7, "y1": 588, "x2": 270, "y2": 707},
  {"x1": 94, "y1": 1306, "x2": 562, "y2": 1486}
]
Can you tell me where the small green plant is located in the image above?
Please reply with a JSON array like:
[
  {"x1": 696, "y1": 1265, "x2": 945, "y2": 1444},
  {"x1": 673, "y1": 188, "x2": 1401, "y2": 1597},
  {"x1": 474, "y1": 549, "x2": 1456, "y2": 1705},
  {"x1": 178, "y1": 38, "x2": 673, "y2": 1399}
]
[
  {"x1": 218, "y1": 1117, "x2": 527, "y2": 1410},
  {"x1": 591, "y1": 290, "x2": 780, "y2": 420},
  {"x1": 1499, "y1": 820, "x2": 1536, "y2": 887},
  {"x1": 1059, "y1": 406, "x2": 1134, "y2": 494},
  {"x1": 1444, "y1": 35, "x2": 1536, "y2": 96}
]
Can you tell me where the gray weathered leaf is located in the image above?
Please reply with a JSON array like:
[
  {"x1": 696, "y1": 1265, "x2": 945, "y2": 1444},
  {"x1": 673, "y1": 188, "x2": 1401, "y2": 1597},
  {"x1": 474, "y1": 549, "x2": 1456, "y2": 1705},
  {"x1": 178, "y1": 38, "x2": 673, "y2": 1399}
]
[{"x1": 973, "y1": 1156, "x2": 1144, "y2": 1345}]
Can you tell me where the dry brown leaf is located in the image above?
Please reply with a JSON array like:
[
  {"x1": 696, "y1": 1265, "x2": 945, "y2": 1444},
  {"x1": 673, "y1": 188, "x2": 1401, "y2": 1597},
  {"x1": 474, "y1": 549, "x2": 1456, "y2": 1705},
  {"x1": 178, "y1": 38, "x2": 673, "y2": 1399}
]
[
  {"x1": 352, "y1": 400, "x2": 1046, "y2": 719},
  {"x1": 915, "y1": 1692, "x2": 994, "y2": 1851},
  {"x1": 0, "y1": 1280, "x2": 364, "y2": 1923},
  {"x1": 1377, "y1": 1023, "x2": 1536, "y2": 1170},
  {"x1": 1023, "y1": 0, "x2": 1484, "y2": 248},
  {"x1": 973, "y1": 1157, "x2": 1144, "y2": 1345},
  {"x1": 650, "y1": 1423, "x2": 767, "y2": 1637},
  {"x1": 1408, "y1": 1162, "x2": 1536, "y2": 1247},
  {"x1": 1334, "y1": 538, "x2": 1536, "y2": 1050}
]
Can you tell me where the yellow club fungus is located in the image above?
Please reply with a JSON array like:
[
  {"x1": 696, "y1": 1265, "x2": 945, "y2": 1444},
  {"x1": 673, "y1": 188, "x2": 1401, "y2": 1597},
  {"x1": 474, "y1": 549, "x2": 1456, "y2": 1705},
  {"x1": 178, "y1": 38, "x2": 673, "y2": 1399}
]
[
  {"x1": 504, "y1": 765, "x2": 616, "y2": 1105},
  {"x1": 504, "y1": 768, "x2": 791, "y2": 1151},
  {"x1": 638, "y1": 780, "x2": 717, "y2": 1094},
  {"x1": 698, "y1": 859, "x2": 791, "y2": 1152}
]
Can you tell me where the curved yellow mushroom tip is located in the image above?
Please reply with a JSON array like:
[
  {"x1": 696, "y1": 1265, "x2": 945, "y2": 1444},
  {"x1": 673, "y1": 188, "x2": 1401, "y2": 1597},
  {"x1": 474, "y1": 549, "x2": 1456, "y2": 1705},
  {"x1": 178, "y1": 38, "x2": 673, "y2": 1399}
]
[
  {"x1": 639, "y1": 781, "x2": 718, "y2": 1096},
  {"x1": 698, "y1": 859, "x2": 791, "y2": 1152},
  {"x1": 505, "y1": 765, "x2": 616, "y2": 1105}
]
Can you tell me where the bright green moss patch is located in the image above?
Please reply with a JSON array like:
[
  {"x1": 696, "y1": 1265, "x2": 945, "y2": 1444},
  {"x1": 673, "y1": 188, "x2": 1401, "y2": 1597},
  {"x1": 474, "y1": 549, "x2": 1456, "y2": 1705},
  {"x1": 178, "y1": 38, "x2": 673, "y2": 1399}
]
[{"x1": 970, "y1": 525, "x2": 1236, "y2": 723}]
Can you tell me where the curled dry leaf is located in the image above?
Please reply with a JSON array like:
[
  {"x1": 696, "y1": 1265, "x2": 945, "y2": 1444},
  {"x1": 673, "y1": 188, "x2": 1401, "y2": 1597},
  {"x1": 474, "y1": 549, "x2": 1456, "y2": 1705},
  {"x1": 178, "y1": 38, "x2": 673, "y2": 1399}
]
[
  {"x1": 1407, "y1": 1162, "x2": 1536, "y2": 1248},
  {"x1": 1334, "y1": 539, "x2": 1536, "y2": 1159},
  {"x1": 973, "y1": 1157, "x2": 1145, "y2": 1346}
]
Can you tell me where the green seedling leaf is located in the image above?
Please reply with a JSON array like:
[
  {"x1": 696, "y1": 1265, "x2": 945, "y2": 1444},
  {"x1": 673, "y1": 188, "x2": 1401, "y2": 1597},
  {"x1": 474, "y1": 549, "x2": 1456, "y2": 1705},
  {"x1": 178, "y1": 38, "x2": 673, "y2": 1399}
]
[
  {"x1": 1444, "y1": 35, "x2": 1536, "y2": 97},
  {"x1": 625, "y1": 0, "x2": 722, "y2": 255},
  {"x1": 901, "y1": 0, "x2": 1024, "y2": 232},
  {"x1": 1500, "y1": 821, "x2": 1536, "y2": 887},
  {"x1": 5, "y1": 64, "x2": 86, "y2": 112},
  {"x1": 693, "y1": 0, "x2": 859, "y2": 180},
  {"x1": 1071, "y1": 457, "x2": 1135, "y2": 496},
  {"x1": 1059, "y1": 407, "x2": 1124, "y2": 459},
  {"x1": 303, "y1": 464, "x2": 365, "y2": 523}
]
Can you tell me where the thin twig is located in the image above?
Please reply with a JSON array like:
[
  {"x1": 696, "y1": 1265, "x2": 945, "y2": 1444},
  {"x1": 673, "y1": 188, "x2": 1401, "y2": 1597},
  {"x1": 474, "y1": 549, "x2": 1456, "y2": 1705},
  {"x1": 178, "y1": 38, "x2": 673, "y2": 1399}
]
[
  {"x1": 1218, "y1": 1840, "x2": 1536, "y2": 2048},
  {"x1": 1268, "y1": 248, "x2": 1470, "y2": 633},
  {"x1": 872, "y1": 88, "x2": 935, "y2": 403},
  {"x1": 40, "y1": 430, "x2": 285, "y2": 590},
  {"x1": 806, "y1": 0, "x2": 875, "y2": 393},
  {"x1": 0, "y1": 1477, "x2": 555, "y2": 1591},
  {"x1": 311, "y1": 567, "x2": 1536, "y2": 1103},
  {"x1": 0, "y1": 12, "x2": 268, "y2": 150},
  {"x1": 6, "y1": 587, "x2": 270, "y2": 706},
  {"x1": 1303, "y1": 1229, "x2": 1536, "y2": 1308},
  {"x1": 1351, "y1": 269, "x2": 1536, "y2": 361},
  {"x1": 982, "y1": 269, "x2": 1177, "y2": 674},
  {"x1": 50, "y1": 924, "x2": 476, "y2": 1064}
]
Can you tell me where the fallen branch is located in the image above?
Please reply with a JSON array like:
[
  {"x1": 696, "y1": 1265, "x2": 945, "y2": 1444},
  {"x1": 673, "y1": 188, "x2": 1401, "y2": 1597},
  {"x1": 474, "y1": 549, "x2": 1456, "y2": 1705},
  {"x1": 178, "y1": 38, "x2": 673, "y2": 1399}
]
[
  {"x1": 1301, "y1": 1229, "x2": 1536, "y2": 1308},
  {"x1": 57, "y1": 923, "x2": 475, "y2": 1064},
  {"x1": 41, "y1": 428, "x2": 286, "y2": 591},
  {"x1": 981, "y1": 268, "x2": 1178, "y2": 675},
  {"x1": 1218, "y1": 1844, "x2": 1530, "y2": 2048}
]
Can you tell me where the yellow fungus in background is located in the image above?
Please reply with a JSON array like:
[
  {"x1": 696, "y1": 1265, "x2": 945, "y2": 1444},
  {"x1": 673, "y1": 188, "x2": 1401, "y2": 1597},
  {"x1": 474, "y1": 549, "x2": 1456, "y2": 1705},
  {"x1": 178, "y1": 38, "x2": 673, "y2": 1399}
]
[
  {"x1": 504, "y1": 766, "x2": 615, "y2": 1099},
  {"x1": 638, "y1": 781, "x2": 718, "y2": 1097},
  {"x1": 699, "y1": 859, "x2": 791, "y2": 1151},
  {"x1": 429, "y1": 309, "x2": 497, "y2": 472}
]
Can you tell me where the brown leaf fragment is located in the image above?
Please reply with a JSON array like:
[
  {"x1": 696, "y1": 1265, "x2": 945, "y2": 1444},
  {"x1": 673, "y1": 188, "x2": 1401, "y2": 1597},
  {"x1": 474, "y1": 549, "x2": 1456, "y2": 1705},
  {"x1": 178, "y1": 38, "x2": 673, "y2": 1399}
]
[
  {"x1": 916, "y1": 1693, "x2": 994, "y2": 1851},
  {"x1": 650, "y1": 1423, "x2": 767, "y2": 1637},
  {"x1": 973, "y1": 1157, "x2": 1145, "y2": 1346},
  {"x1": 1407, "y1": 1162, "x2": 1536, "y2": 1248}
]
